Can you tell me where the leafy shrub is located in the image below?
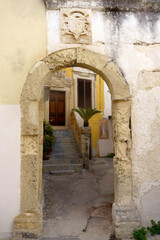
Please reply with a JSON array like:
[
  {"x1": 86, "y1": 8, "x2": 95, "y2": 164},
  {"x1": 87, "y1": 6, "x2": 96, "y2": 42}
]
[
  {"x1": 44, "y1": 120, "x2": 55, "y2": 137},
  {"x1": 147, "y1": 220, "x2": 160, "y2": 236},
  {"x1": 43, "y1": 135, "x2": 53, "y2": 155},
  {"x1": 43, "y1": 120, "x2": 56, "y2": 156},
  {"x1": 133, "y1": 227, "x2": 147, "y2": 240},
  {"x1": 107, "y1": 153, "x2": 115, "y2": 158}
]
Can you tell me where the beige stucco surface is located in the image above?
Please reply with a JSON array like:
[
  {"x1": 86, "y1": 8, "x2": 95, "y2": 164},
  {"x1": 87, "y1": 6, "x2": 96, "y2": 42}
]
[{"x1": 0, "y1": 0, "x2": 47, "y2": 105}]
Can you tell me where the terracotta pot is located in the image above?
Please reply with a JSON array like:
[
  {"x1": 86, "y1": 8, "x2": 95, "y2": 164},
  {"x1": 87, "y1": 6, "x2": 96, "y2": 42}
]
[
  {"x1": 43, "y1": 155, "x2": 50, "y2": 160},
  {"x1": 48, "y1": 149, "x2": 53, "y2": 155},
  {"x1": 84, "y1": 120, "x2": 89, "y2": 127}
]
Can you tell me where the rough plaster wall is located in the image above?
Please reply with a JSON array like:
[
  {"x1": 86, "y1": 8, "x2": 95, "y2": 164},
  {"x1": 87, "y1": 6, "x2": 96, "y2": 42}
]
[
  {"x1": 0, "y1": 0, "x2": 47, "y2": 104},
  {"x1": 47, "y1": 10, "x2": 61, "y2": 54},
  {"x1": 103, "y1": 12, "x2": 160, "y2": 223},
  {"x1": 141, "y1": 185, "x2": 160, "y2": 226},
  {"x1": 46, "y1": 8, "x2": 160, "y2": 223},
  {"x1": 92, "y1": 10, "x2": 160, "y2": 223},
  {"x1": 132, "y1": 80, "x2": 160, "y2": 225}
]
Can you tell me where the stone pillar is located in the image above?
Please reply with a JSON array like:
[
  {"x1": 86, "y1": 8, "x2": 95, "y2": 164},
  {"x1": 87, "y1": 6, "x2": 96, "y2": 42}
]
[
  {"x1": 13, "y1": 100, "x2": 43, "y2": 240},
  {"x1": 81, "y1": 127, "x2": 91, "y2": 170},
  {"x1": 112, "y1": 100, "x2": 140, "y2": 239}
]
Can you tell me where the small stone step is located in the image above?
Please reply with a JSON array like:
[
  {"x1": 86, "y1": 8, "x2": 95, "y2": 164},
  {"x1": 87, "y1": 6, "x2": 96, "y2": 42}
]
[
  {"x1": 55, "y1": 137, "x2": 75, "y2": 144},
  {"x1": 49, "y1": 169, "x2": 75, "y2": 175},
  {"x1": 53, "y1": 143, "x2": 79, "y2": 149},
  {"x1": 43, "y1": 163, "x2": 82, "y2": 173},
  {"x1": 43, "y1": 129, "x2": 81, "y2": 175},
  {"x1": 50, "y1": 153, "x2": 79, "y2": 158},
  {"x1": 44, "y1": 159, "x2": 80, "y2": 164},
  {"x1": 52, "y1": 149, "x2": 79, "y2": 154}
]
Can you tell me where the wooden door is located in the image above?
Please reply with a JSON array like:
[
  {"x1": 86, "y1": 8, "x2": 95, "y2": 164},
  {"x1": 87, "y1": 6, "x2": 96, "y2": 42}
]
[{"x1": 49, "y1": 91, "x2": 65, "y2": 126}]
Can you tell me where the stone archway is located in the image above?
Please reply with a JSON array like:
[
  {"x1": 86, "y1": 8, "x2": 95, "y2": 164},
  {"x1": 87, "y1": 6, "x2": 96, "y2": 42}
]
[{"x1": 13, "y1": 47, "x2": 140, "y2": 240}]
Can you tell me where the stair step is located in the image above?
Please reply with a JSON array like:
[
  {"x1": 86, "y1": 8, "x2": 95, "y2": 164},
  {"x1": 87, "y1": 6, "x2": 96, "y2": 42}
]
[
  {"x1": 49, "y1": 155, "x2": 79, "y2": 160},
  {"x1": 54, "y1": 133, "x2": 74, "y2": 136},
  {"x1": 43, "y1": 129, "x2": 81, "y2": 174},
  {"x1": 53, "y1": 144, "x2": 78, "y2": 149},
  {"x1": 43, "y1": 163, "x2": 82, "y2": 173},
  {"x1": 44, "y1": 159, "x2": 80, "y2": 164},
  {"x1": 53, "y1": 149, "x2": 79, "y2": 154},
  {"x1": 49, "y1": 170, "x2": 76, "y2": 175}
]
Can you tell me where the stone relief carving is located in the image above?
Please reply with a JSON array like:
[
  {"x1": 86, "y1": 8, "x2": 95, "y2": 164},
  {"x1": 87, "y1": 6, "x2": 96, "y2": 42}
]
[
  {"x1": 46, "y1": 71, "x2": 73, "y2": 88},
  {"x1": 61, "y1": 8, "x2": 92, "y2": 44}
]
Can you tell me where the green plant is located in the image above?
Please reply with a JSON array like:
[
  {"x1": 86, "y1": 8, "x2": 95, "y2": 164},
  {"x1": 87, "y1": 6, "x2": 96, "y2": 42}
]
[
  {"x1": 147, "y1": 220, "x2": 160, "y2": 236},
  {"x1": 107, "y1": 153, "x2": 115, "y2": 158},
  {"x1": 43, "y1": 120, "x2": 56, "y2": 157},
  {"x1": 43, "y1": 135, "x2": 53, "y2": 155},
  {"x1": 44, "y1": 120, "x2": 55, "y2": 137},
  {"x1": 72, "y1": 107, "x2": 101, "y2": 127},
  {"x1": 133, "y1": 227, "x2": 147, "y2": 240}
]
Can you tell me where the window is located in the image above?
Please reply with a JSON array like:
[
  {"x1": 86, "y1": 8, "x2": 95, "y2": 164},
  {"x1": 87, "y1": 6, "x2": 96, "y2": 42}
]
[{"x1": 78, "y1": 79, "x2": 91, "y2": 108}]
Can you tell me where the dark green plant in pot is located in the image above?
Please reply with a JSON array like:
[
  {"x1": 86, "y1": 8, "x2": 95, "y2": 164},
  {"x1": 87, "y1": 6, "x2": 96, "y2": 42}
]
[
  {"x1": 43, "y1": 120, "x2": 56, "y2": 158},
  {"x1": 147, "y1": 220, "x2": 160, "y2": 236},
  {"x1": 133, "y1": 227, "x2": 147, "y2": 240},
  {"x1": 72, "y1": 107, "x2": 101, "y2": 127},
  {"x1": 43, "y1": 135, "x2": 53, "y2": 155},
  {"x1": 44, "y1": 120, "x2": 55, "y2": 137}
]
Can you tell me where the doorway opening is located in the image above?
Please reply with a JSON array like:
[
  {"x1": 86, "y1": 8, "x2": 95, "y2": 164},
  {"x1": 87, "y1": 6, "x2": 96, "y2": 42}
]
[
  {"x1": 42, "y1": 66, "x2": 114, "y2": 239},
  {"x1": 49, "y1": 90, "x2": 65, "y2": 126}
]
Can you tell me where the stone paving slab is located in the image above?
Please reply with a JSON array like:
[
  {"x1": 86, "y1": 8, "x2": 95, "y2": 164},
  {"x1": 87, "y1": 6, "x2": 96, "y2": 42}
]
[{"x1": 41, "y1": 237, "x2": 80, "y2": 240}]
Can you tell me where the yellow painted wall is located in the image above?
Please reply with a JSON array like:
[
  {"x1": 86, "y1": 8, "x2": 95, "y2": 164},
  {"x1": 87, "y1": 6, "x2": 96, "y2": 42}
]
[
  {"x1": 62, "y1": 67, "x2": 74, "y2": 108},
  {"x1": 62, "y1": 68, "x2": 105, "y2": 157},
  {"x1": 0, "y1": 0, "x2": 47, "y2": 105},
  {"x1": 89, "y1": 75, "x2": 104, "y2": 156}
]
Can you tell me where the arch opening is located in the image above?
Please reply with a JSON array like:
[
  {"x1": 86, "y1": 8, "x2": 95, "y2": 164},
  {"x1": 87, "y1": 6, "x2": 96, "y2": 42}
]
[{"x1": 13, "y1": 47, "x2": 140, "y2": 240}]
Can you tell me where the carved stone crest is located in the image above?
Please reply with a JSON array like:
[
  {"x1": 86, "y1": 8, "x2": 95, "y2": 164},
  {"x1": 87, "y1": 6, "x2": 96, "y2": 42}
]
[{"x1": 61, "y1": 8, "x2": 92, "y2": 44}]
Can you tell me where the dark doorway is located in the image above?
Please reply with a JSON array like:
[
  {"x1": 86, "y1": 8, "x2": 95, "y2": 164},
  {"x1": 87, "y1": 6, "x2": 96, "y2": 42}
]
[{"x1": 49, "y1": 90, "x2": 65, "y2": 126}]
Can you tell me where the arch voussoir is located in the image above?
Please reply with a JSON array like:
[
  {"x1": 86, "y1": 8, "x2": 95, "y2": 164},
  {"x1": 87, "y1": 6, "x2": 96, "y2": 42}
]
[{"x1": 44, "y1": 48, "x2": 77, "y2": 71}]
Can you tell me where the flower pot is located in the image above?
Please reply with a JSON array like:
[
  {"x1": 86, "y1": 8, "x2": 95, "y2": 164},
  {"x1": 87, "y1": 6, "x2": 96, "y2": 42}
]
[
  {"x1": 44, "y1": 155, "x2": 50, "y2": 160},
  {"x1": 84, "y1": 120, "x2": 89, "y2": 127},
  {"x1": 48, "y1": 148, "x2": 53, "y2": 155}
]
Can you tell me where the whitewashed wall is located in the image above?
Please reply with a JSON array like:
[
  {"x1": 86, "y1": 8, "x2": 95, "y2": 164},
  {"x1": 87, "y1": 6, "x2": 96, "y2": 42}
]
[{"x1": 0, "y1": 106, "x2": 21, "y2": 238}]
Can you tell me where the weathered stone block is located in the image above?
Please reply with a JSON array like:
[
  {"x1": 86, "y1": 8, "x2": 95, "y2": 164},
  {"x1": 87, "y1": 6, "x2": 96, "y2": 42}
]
[
  {"x1": 112, "y1": 203, "x2": 140, "y2": 239},
  {"x1": 13, "y1": 210, "x2": 42, "y2": 240},
  {"x1": 44, "y1": 48, "x2": 77, "y2": 70},
  {"x1": 21, "y1": 154, "x2": 39, "y2": 212},
  {"x1": 21, "y1": 136, "x2": 38, "y2": 155},
  {"x1": 103, "y1": 62, "x2": 130, "y2": 100},
  {"x1": 21, "y1": 101, "x2": 39, "y2": 136},
  {"x1": 21, "y1": 61, "x2": 52, "y2": 101},
  {"x1": 77, "y1": 47, "x2": 110, "y2": 73}
]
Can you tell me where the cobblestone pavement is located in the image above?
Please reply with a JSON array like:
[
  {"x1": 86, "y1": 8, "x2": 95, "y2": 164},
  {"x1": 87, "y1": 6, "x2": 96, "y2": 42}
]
[{"x1": 41, "y1": 158, "x2": 114, "y2": 240}]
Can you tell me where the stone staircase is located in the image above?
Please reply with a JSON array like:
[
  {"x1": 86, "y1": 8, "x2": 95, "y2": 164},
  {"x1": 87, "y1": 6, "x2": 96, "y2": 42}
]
[{"x1": 43, "y1": 129, "x2": 83, "y2": 175}]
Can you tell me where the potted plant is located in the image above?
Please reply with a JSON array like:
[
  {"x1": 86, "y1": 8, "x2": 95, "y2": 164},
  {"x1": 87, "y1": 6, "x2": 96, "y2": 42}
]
[
  {"x1": 43, "y1": 120, "x2": 56, "y2": 160},
  {"x1": 72, "y1": 107, "x2": 101, "y2": 127}
]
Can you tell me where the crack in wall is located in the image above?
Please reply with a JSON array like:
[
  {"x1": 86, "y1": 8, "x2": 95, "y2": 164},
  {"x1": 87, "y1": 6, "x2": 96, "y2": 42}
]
[{"x1": 133, "y1": 41, "x2": 160, "y2": 46}]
